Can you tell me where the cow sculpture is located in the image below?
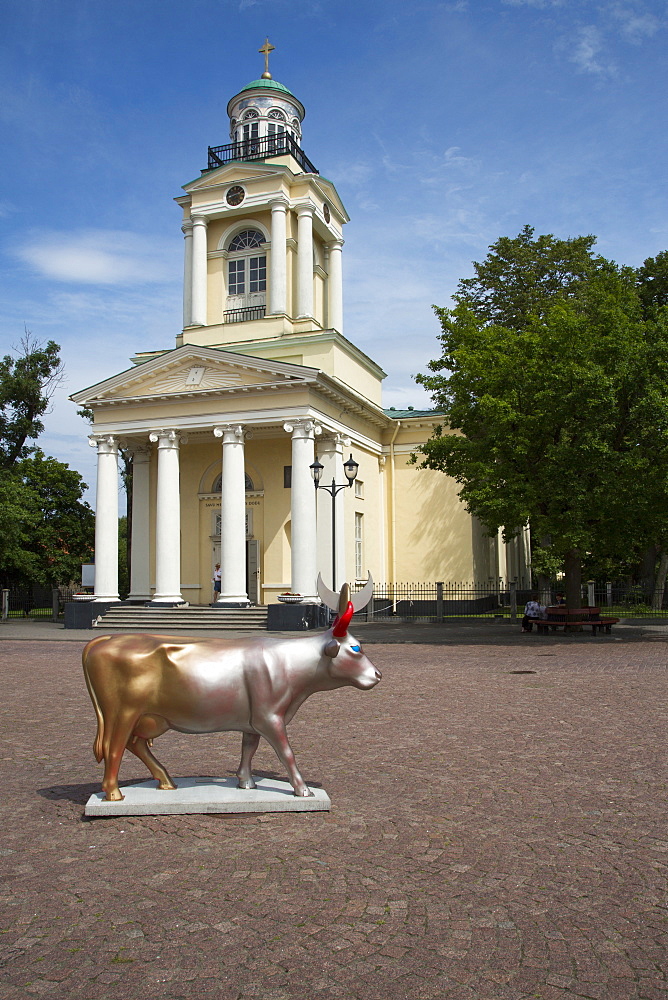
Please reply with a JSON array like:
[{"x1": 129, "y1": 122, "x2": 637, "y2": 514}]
[{"x1": 82, "y1": 576, "x2": 380, "y2": 801}]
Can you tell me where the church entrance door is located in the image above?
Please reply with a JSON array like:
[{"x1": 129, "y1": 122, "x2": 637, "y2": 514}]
[{"x1": 212, "y1": 537, "x2": 261, "y2": 605}]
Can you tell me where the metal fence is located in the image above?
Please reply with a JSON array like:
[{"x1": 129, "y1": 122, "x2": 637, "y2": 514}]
[
  {"x1": 1, "y1": 587, "x2": 76, "y2": 621},
  {"x1": 349, "y1": 581, "x2": 518, "y2": 621},
  {"x1": 589, "y1": 581, "x2": 668, "y2": 616},
  {"x1": 348, "y1": 580, "x2": 668, "y2": 621}
]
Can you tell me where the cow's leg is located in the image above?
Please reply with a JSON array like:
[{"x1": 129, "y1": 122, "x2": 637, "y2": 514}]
[
  {"x1": 127, "y1": 736, "x2": 177, "y2": 791},
  {"x1": 236, "y1": 732, "x2": 260, "y2": 789},
  {"x1": 254, "y1": 716, "x2": 314, "y2": 797},
  {"x1": 101, "y1": 710, "x2": 138, "y2": 801}
]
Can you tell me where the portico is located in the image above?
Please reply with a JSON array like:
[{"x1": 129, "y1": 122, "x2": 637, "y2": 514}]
[{"x1": 76, "y1": 341, "x2": 387, "y2": 605}]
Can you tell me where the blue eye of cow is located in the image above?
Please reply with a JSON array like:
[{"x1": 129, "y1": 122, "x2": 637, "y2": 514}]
[{"x1": 350, "y1": 644, "x2": 361, "y2": 653}]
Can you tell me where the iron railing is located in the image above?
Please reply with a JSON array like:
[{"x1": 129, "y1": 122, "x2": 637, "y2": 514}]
[
  {"x1": 1, "y1": 587, "x2": 76, "y2": 621},
  {"x1": 345, "y1": 580, "x2": 668, "y2": 621},
  {"x1": 223, "y1": 304, "x2": 266, "y2": 324},
  {"x1": 349, "y1": 581, "x2": 511, "y2": 621},
  {"x1": 206, "y1": 134, "x2": 318, "y2": 174}
]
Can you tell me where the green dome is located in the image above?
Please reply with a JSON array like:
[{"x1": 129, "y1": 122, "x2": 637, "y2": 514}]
[{"x1": 240, "y1": 78, "x2": 295, "y2": 97}]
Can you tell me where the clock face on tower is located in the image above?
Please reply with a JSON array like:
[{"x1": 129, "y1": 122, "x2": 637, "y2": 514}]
[
  {"x1": 226, "y1": 185, "x2": 245, "y2": 207},
  {"x1": 323, "y1": 203, "x2": 331, "y2": 223}
]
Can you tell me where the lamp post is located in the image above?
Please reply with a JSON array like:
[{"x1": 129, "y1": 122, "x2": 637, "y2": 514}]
[{"x1": 310, "y1": 452, "x2": 359, "y2": 591}]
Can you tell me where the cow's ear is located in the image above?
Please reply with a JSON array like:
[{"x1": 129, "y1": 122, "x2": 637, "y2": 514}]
[{"x1": 324, "y1": 639, "x2": 340, "y2": 658}]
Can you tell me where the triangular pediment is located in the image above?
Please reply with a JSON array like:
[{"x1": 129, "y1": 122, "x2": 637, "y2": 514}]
[
  {"x1": 71, "y1": 345, "x2": 319, "y2": 406},
  {"x1": 183, "y1": 160, "x2": 293, "y2": 194}
]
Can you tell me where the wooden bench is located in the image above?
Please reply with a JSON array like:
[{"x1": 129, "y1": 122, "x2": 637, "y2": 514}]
[{"x1": 534, "y1": 607, "x2": 619, "y2": 635}]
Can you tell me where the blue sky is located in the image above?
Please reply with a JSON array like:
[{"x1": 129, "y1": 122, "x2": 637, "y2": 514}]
[{"x1": 1, "y1": 0, "x2": 667, "y2": 504}]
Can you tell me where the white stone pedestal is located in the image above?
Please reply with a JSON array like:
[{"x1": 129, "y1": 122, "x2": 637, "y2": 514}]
[{"x1": 84, "y1": 775, "x2": 330, "y2": 816}]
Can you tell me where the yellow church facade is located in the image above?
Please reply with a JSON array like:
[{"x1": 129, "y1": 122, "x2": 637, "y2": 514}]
[{"x1": 72, "y1": 57, "x2": 530, "y2": 608}]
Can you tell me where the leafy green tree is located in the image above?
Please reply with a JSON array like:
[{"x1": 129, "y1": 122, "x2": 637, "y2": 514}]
[
  {"x1": 637, "y1": 251, "x2": 668, "y2": 318},
  {"x1": 0, "y1": 332, "x2": 63, "y2": 470},
  {"x1": 415, "y1": 232, "x2": 668, "y2": 608},
  {"x1": 0, "y1": 336, "x2": 94, "y2": 587},
  {"x1": 16, "y1": 450, "x2": 95, "y2": 587},
  {"x1": 454, "y1": 224, "x2": 602, "y2": 329}
]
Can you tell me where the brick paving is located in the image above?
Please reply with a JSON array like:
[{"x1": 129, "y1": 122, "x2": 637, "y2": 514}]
[{"x1": 1, "y1": 627, "x2": 668, "y2": 999}]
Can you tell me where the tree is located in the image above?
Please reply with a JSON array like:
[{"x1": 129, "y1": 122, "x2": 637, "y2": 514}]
[
  {"x1": 0, "y1": 331, "x2": 63, "y2": 470},
  {"x1": 637, "y1": 251, "x2": 668, "y2": 318},
  {"x1": 415, "y1": 231, "x2": 668, "y2": 608},
  {"x1": 0, "y1": 336, "x2": 94, "y2": 588},
  {"x1": 453, "y1": 225, "x2": 602, "y2": 329}
]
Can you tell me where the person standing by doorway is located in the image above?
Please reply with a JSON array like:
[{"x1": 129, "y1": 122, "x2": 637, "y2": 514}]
[{"x1": 213, "y1": 563, "x2": 221, "y2": 601}]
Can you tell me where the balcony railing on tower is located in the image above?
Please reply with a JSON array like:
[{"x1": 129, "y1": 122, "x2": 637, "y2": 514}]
[{"x1": 206, "y1": 134, "x2": 318, "y2": 175}]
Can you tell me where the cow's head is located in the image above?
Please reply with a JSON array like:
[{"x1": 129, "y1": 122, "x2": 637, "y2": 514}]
[{"x1": 318, "y1": 575, "x2": 381, "y2": 690}]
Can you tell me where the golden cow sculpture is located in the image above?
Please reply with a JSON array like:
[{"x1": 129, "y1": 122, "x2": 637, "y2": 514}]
[{"x1": 83, "y1": 576, "x2": 379, "y2": 801}]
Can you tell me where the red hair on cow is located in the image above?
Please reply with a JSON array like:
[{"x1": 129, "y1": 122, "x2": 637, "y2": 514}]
[{"x1": 332, "y1": 601, "x2": 354, "y2": 637}]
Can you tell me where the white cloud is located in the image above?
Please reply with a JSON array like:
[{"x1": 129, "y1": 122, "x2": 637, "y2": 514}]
[
  {"x1": 13, "y1": 229, "x2": 178, "y2": 286},
  {"x1": 611, "y1": 3, "x2": 661, "y2": 44},
  {"x1": 567, "y1": 25, "x2": 616, "y2": 75},
  {"x1": 502, "y1": 0, "x2": 565, "y2": 7}
]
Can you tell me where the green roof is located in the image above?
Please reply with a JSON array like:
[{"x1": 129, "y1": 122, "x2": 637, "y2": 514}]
[
  {"x1": 384, "y1": 408, "x2": 440, "y2": 419},
  {"x1": 240, "y1": 78, "x2": 294, "y2": 97}
]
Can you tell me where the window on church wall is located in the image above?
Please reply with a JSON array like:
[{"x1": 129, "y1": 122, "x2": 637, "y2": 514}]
[
  {"x1": 212, "y1": 472, "x2": 255, "y2": 493},
  {"x1": 355, "y1": 513, "x2": 364, "y2": 580},
  {"x1": 226, "y1": 230, "x2": 267, "y2": 313}
]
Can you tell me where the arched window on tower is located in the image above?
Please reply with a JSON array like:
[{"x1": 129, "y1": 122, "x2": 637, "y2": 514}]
[
  {"x1": 225, "y1": 230, "x2": 267, "y2": 322},
  {"x1": 267, "y1": 109, "x2": 287, "y2": 152},
  {"x1": 237, "y1": 109, "x2": 260, "y2": 154}
]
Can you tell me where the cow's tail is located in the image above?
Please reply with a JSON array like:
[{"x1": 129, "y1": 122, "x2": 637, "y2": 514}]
[{"x1": 82, "y1": 636, "x2": 109, "y2": 763}]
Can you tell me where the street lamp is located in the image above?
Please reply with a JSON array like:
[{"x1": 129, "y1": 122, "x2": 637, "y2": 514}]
[{"x1": 310, "y1": 452, "x2": 359, "y2": 591}]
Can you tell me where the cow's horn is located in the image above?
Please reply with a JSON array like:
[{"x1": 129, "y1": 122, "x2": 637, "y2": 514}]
[
  {"x1": 317, "y1": 573, "x2": 339, "y2": 612},
  {"x1": 317, "y1": 573, "x2": 373, "y2": 613},
  {"x1": 351, "y1": 573, "x2": 373, "y2": 613}
]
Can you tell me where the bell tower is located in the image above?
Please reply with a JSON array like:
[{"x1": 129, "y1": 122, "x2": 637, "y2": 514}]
[{"x1": 175, "y1": 41, "x2": 349, "y2": 358}]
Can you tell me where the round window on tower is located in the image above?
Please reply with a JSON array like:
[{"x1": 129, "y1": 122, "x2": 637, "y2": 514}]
[{"x1": 226, "y1": 185, "x2": 245, "y2": 207}]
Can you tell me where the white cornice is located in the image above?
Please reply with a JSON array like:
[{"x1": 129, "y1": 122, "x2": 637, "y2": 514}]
[{"x1": 84, "y1": 404, "x2": 383, "y2": 454}]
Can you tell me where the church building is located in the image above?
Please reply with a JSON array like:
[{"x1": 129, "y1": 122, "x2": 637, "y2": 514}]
[{"x1": 72, "y1": 44, "x2": 530, "y2": 608}]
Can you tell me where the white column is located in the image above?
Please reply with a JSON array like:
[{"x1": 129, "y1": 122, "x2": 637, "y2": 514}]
[
  {"x1": 269, "y1": 200, "x2": 287, "y2": 315},
  {"x1": 316, "y1": 435, "x2": 347, "y2": 590},
  {"x1": 297, "y1": 204, "x2": 314, "y2": 319},
  {"x1": 497, "y1": 526, "x2": 508, "y2": 587},
  {"x1": 148, "y1": 429, "x2": 184, "y2": 604},
  {"x1": 521, "y1": 524, "x2": 532, "y2": 588},
  {"x1": 327, "y1": 239, "x2": 344, "y2": 334},
  {"x1": 182, "y1": 219, "x2": 193, "y2": 328},
  {"x1": 191, "y1": 215, "x2": 208, "y2": 327},
  {"x1": 284, "y1": 420, "x2": 320, "y2": 599},
  {"x1": 127, "y1": 444, "x2": 152, "y2": 602},
  {"x1": 88, "y1": 434, "x2": 120, "y2": 602},
  {"x1": 213, "y1": 424, "x2": 249, "y2": 606}
]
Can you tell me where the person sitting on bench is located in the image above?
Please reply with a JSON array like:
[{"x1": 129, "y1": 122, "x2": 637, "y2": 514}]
[{"x1": 522, "y1": 595, "x2": 545, "y2": 632}]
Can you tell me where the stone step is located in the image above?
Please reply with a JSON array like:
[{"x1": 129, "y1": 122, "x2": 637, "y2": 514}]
[{"x1": 93, "y1": 604, "x2": 268, "y2": 631}]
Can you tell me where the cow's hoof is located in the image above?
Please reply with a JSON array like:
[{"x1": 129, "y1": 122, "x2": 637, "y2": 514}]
[
  {"x1": 294, "y1": 787, "x2": 314, "y2": 798},
  {"x1": 237, "y1": 778, "x2": 257, "y2": 790},
  {"x1": 104, "y1": 789, "x2": 124, "y2": 802},
  {"x1": 157, "y1": 781, "x2": 177, "y2": 791}
]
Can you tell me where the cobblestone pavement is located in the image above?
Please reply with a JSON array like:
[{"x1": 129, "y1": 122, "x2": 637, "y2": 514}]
[{"x1": 1, "y1": 634, "x2": 668, "y2": 999}]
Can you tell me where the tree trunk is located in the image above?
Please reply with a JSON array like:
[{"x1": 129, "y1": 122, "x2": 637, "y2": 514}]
[
  {"x1": 638, "y1": 543, "x2": 659, "y2": 602},
  {"x1": 537, "y1": 573, "x2": 551, "y2": 608},
  {"x1": 652, "y1": 550, "x2": 668, "y2": 611},
  {"x1": 564, "y1": 549, "x2": 582, "y2": 610}
]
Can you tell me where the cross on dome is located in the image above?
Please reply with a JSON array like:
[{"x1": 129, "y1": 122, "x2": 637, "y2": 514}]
[{"x1": 259, "y1": 37, "x2": 275, "y2": 79}]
